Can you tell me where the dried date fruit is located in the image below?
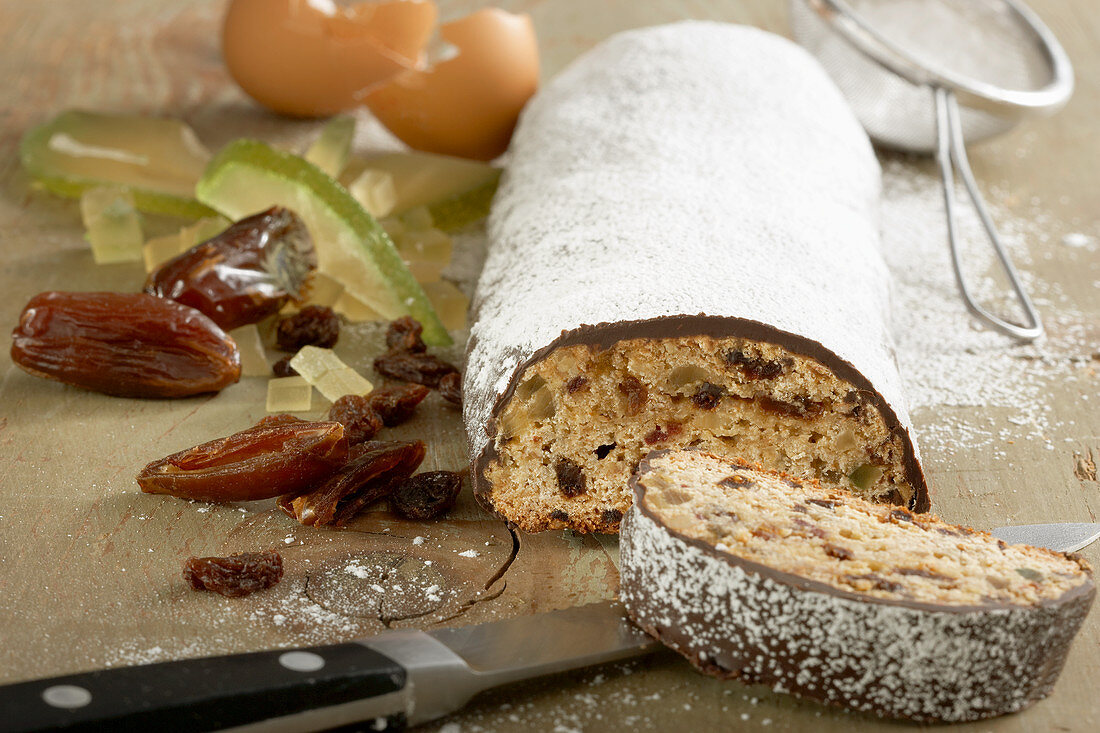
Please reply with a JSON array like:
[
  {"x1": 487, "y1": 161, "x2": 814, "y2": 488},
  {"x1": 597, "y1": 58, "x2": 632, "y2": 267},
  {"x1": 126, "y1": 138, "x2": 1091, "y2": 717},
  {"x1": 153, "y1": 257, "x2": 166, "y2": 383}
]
[
  {"x1": 369, "y1": 382, "x2": 431, "y2": 426},
  {"x1": 438, "y1": 372, "x2": 462, "y2": 406},
  {"x1": 137, "y1": 419, "x2": 348, "y2": 501},
  {"x1": 145, "y1": 207, "x2": 316, "y2": 331},
  {"x1": 275, "y1": 305, "x2": 340, "y2": 352},
  {"x1": 184, "y1": 550, "x2": 283, "y2": 597},
  {"x1": 555, "y1": 457, "x2": 586, "y2": 498},
  {"x1": 617, "y1": 375, "x2": 647, "y2": 415},
  {"x1": 373, "y1": 349, "x2": 459, "y2": 388},
  {"x1": 272, "y1": 355, "x2": 297, "y2": 377},
  {"x1": 328, "y1": 395, "x2": 383, "y2": 444},
  {"x1": 390, "y1": 471, "x2": 463, "y2": 520},
  {"x1": 11, "y1": 291, "x2": 241, "y2": 398},
  {"x1": 279, "y1": 440, "x2": 426, "y2": 526},
  {"x1": 385, "y1": 315, "x2": 427, "y2": 353}
]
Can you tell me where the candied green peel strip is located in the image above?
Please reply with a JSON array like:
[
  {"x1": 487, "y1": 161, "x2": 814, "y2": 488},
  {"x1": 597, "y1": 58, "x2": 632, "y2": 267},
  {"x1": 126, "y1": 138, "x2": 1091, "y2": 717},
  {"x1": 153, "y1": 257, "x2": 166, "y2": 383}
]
[
  {"x1": 196, "y1": 139, "x2": 450, "y2": 346},
  {"x1": 20, "y1": 110, "x2": 218, "y2": 219}
]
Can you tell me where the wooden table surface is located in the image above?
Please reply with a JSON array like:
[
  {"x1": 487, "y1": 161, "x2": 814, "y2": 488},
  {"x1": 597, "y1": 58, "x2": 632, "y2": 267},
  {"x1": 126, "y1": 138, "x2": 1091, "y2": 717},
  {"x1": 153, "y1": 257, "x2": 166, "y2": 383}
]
[{"x1": 1, "y1": 1, "x2": 1097, "y2": 731}]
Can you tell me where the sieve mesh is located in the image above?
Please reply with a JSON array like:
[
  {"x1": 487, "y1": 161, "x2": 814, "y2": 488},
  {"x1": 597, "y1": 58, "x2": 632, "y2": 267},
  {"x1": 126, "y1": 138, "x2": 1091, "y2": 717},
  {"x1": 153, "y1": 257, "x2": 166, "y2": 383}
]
[{"x1": 789, "y1": 0, "x2": 1056, "y2": 152}]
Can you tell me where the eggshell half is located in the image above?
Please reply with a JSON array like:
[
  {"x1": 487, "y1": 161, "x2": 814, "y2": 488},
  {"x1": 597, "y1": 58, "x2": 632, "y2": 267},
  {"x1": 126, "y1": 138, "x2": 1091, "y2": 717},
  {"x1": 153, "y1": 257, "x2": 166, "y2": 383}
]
[
  {"x1": 365, "y1": 8, "x2": 539, "y2": 160},
  {"x1": 223, "y1": 0, "x2": 438, "y2": 118}
]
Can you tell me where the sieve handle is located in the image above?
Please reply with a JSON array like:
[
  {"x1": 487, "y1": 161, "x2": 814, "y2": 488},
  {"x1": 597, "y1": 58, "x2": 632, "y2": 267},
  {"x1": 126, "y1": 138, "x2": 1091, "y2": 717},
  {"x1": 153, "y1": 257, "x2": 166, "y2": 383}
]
[{"x1": 933, "y1": 86, "x2": 1044, "y2": 341}]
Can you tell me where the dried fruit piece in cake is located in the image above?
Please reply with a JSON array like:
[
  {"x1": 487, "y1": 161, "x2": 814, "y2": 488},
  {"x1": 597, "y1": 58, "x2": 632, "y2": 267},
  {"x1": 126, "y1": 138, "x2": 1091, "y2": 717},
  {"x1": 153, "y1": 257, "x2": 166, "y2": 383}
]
[{"x1": 620, "y1": 449, "x2": 1095, "y2": 723}]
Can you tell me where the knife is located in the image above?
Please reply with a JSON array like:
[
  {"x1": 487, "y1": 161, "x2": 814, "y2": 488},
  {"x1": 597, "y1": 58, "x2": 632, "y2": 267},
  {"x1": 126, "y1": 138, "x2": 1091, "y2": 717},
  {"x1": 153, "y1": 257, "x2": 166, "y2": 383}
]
[
  {"x1": 5, "y1": 601, "x2": 659, "y2": 732},
  {"x1": 990, "y1": 522, "x2": 1100, "y2": 553},
  {"x1": 8, "y1": 522, "x2": 1098, "y2": 732}
]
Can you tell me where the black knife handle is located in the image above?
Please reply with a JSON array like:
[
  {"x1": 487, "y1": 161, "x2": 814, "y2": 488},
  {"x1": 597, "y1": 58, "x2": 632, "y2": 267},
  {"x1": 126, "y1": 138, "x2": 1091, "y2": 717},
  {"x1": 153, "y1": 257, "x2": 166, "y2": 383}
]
[{"x1": 4, "y1": 643, "x2": 407, "y2": 732}]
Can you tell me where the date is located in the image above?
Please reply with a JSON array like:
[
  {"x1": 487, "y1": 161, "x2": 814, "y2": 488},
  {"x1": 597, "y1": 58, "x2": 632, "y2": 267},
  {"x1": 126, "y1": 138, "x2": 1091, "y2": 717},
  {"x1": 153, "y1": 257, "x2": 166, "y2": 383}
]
[
  {"x1": 137, "y1": 419, "x2": 348, "y2": 501},
  {"x1": 11, "y1": 291, "x2": 241, "y2": 398},
  {"x1": 145, "y1": 207, "x2": 316, "y2": 330},
  {"x1": 279, "y1": 440, "x2": 426, "y2": 527},
  {"x1": 184, "y1": 551, "x2": 283, "y2": 597}
]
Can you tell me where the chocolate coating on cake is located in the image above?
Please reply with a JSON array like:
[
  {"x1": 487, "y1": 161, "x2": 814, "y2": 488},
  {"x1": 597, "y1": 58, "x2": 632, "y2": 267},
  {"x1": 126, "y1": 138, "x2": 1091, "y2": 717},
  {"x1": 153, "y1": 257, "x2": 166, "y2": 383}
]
[
  {"x1": 464, "y1": 23, "x2": 928, "y2": 531},
  {"x1": 619, "y1": 450, "x2": 1095, "y2": 722}
]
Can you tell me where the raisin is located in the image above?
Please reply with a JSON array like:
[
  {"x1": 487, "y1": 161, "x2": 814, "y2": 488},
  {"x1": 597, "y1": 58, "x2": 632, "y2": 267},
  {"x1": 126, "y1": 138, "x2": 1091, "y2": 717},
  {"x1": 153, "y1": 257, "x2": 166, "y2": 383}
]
[
  {"x1": 897, "y1": 567, "x2": 948, "y2": 579},
  {"x1": 368, "y1": 382, "x2": 431, "y2": 426},
  {"x1": 719, "y1": 474, "x2": 753, "y2": 489},
  {"x1": 594, "y1": 443, "x2": 616, "y2": 460},
  {"x1": 617, "y1": 375, "x2": 647, "y2": 415},
  {"x1": 373, "y1": 350, "x2": 459, "y2": 388},
  {"x1": 555, "y1": 457, "x2": 587, "y2": 498},
  {"x1": 253, "y1": 413, "x2": 304, "y2": 428},
  {"x1": 601, "y1": 509, "x2": 623, "y2": 526},
  {"x1": 438, "y1": 372, "x2": 462, "y2": 406},
  {"x1": 824, "y1": 544, "x2": 854, "y2": 561},
  {"x1": 279, "y1": 440, "x2": 426, "y2": 526},
  {"x1": 890, "y1": 509, "x2": 915, "y2": 523},
  {"x1": 137, "y1": 420, "x2": 348, "y2": 501},
  {"x1": 550, "y1": 509, "x2": 570, "y2": 522},
  {"x1": 385, "y1": 316, "x2": 427, "y2": 353},
  {"x1": 806, "y1": 498, "x2": 837, "y2": 509},
  {"x1": 390, "y1": 471, "x2": 463, "y2": 520},
  {"x1": 846, "y1": 573, "x2": 903, "y2": 593},
  {"x1": 328, "y1": 395, "x2": 383, "y2": 444},
  {"x1": 275, "y1": 305, "x2": 340, "y2": 352},
  {"x1": 793, "y1": 518, "x2": 827, "y2": 538},
  {"x1": 565, "y1": 376, "x2": 588, "y2": 394},
  {"x1": 724, "y1": 349, "x2": 787, "y2": 380},
  {"x1": 691, "y1": 382, "x2": 724, "y2": 410},
  {"x1": 183, "y1": 550, "x2": 284, "y2": 598},
  {"x1": 145, "y1": 207, "x2": 315, "y2": 330},
  {"x1": 11, "y1": 291, "x2": 241, "y2": 399},
  {"x1": 644, "y1": 423, "x2": 683, "y2": 445},
  {"x1": 272, "y1": 355, "x2": 297, "y2": 377}
]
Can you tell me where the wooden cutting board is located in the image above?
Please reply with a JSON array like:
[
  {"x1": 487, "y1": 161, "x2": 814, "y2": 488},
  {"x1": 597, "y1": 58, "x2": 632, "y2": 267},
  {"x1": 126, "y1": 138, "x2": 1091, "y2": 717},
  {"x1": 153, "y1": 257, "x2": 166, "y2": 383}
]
[{"x1": 1, "y1": 1, "x2": 1097, "y2": 731}]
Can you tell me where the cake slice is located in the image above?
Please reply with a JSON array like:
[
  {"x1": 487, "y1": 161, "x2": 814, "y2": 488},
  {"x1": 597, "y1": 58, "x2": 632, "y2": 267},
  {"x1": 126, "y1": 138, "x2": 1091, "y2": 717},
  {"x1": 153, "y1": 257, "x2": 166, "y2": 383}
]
[{"x1": 620, "y1": 449, "x2": 1095, "y2": 722}]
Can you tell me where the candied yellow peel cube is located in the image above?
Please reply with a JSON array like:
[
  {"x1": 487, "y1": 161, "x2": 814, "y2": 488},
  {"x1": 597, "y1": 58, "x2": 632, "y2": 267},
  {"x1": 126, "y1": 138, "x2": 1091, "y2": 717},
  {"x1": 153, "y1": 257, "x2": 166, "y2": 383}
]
[
  {"x1": 333, "y1": 291, "x2": 384, "y2": 323},
  {"x1": 266, "y1": 376, "x2": 313, "y2": 412},
  {"x1": 422, "y1": 280, "x2": 469, "y2": 331},
  {"x1": 228, "y1": 324, "x2": 270, "y2": 377},
  {"x1": 289, "y1": 346, "x2": 373, "y2": 401},
  {"x1": 303, "y1": 271, "x2": 345, "y2": 308},
  {"x1": 81, "y1": 186, "x2": 143, "y2": 264},
  {"x1": 348, "y1": 168, "x2": 397, "y2": 218}
]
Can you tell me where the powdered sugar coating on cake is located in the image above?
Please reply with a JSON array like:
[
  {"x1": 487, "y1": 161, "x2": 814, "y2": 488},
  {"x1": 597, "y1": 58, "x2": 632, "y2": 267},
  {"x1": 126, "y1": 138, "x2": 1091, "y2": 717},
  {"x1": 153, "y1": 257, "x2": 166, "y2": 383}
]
[
  {"x1": 619, "y1": 453, "x2": 1095, "y2": 722},
  {"x1": 464, "y1": 22, "x2": 924, "y2": 512}
]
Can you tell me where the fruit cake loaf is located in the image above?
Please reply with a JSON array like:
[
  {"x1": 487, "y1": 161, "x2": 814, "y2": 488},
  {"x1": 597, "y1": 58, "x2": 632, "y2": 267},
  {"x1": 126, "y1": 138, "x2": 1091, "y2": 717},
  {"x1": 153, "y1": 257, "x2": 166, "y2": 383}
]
[
  {"x1": 620, "y1": 449, "x2": 1095, "y2": 722},
  {"x1": 465, "y1": 22, "x2": 928, "y2": 533}
]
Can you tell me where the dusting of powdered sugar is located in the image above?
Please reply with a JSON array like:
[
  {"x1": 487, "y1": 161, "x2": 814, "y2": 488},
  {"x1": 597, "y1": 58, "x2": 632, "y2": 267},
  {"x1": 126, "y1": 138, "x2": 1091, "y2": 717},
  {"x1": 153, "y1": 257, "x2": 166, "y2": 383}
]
[
  {"x1": 879, "y1": 158, "x2": 1096, "y2": 456},
  {"x1": 619, "y1": 502, "x2": 1092, "y2": 722},
  {"x1": 466, "y1": 22, "x2": 919, "y2": 468}
]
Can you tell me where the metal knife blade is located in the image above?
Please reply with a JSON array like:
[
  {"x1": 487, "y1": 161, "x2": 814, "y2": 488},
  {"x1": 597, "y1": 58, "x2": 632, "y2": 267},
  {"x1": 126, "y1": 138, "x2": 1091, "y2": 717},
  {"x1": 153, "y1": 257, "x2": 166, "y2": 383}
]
[
  {"x1": 365, "y1": 600, "x2": 660, "y2": 726},
  {"x1": 991, "y1": 522, "x2": 1100, "y2": 553}
]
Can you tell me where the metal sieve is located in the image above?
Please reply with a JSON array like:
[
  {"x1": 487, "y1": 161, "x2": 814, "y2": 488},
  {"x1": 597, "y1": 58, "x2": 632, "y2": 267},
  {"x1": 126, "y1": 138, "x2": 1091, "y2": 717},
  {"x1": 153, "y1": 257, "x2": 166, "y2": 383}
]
[{"x1": 789, "y1": 0, "x2": 1074, "y2": 340}]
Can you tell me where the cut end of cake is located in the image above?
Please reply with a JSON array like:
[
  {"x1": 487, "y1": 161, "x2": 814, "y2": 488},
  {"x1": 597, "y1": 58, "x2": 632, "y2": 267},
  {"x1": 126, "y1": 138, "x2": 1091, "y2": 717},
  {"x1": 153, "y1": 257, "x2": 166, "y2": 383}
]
[
  {"x1": 619, "y1": 449, "x2": 1095, "y2": 723},
  {"x1": 476, "y1": 325, "x2": 928, "y2": 533}
]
